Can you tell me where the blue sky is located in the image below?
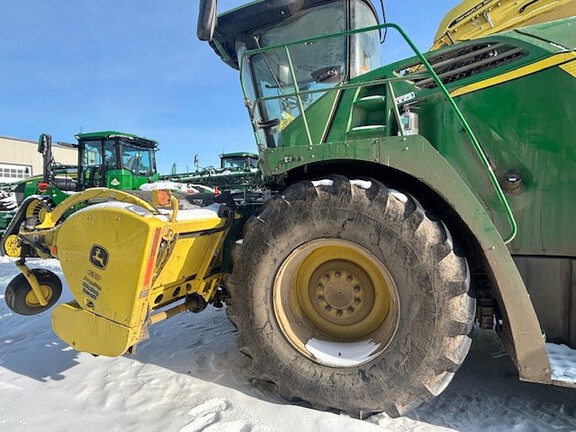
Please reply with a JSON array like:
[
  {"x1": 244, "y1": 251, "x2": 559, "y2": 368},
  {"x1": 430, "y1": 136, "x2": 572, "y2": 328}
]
[{"x1": 1, "y1": 0, "x2": 461, "y2": 174}]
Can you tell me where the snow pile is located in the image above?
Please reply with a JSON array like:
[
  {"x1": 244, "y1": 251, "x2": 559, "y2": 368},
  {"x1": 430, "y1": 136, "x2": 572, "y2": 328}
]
[
  {"x1": 0, "y1": 191, "x2": 17, "y2": 211},
  {"x1": 139, "y1": 181, "x2": 200, "y2": 194},
  {"x1": 548, "y1": 342, "x2": 576, "y2": 384}
]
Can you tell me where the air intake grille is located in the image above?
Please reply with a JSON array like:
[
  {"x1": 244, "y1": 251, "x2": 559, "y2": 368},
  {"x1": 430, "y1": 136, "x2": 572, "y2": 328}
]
[{"x1": 398, "y1": 42, "x2": 526, "y2": 89}]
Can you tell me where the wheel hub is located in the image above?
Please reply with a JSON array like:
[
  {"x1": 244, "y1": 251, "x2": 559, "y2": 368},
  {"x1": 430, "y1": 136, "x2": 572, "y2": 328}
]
[
  {"x1": 310, "y1": 260, "x2": 373, "y2": 326},
  {"x1": 274, "y1": 239, "x2": 400, "y2": 366}
]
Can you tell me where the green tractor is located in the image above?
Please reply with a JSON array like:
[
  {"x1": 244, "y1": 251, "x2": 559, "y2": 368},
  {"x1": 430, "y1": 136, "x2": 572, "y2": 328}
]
[
  {"x1": 11, "y1": 131, "x2": 159, "y2": 206},
  {"x1": 1, "y1": 131, "x2": 160, "y2": 256},
  {"x1": 4, "y1": 0, "x2": 576, "y2": 419}
]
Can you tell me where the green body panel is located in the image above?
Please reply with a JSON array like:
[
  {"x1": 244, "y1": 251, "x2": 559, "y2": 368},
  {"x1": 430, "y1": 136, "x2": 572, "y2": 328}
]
[
  {"x1": 105, "y1": 169, "x2": 154, "y2": 190},
  {"x1": 516, "y1": 18, "x2": 576, "y2": 48},
  {"x1": 280, "y1": 90, "x2": 341, "y2": 147},
  {"x1": 452, "y1": 68, "x2": 576, "y2": 256},
  {"x1": 260, "y1": 21, "x2": 576, "y2": 258}
]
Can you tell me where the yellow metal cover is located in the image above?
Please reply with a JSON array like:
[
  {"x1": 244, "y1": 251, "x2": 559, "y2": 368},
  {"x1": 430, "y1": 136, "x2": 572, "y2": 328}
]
[
  {"x1": 434, "y1": 0, "x2": 576, "y2": 49},
  {"x1": 56, "y1": 202, "x2": 158, "y2": 329},
  {"x1": 52, "y1": 302, "x2": 137, "y2": 357}
]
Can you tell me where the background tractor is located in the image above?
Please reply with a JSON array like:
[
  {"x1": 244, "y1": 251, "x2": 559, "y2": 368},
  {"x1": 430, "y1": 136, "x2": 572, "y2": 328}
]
[
  {"x1": 4, "y1": 0, "x2": 576, "y2": 419},
  {"x1": 11, "y1": 130, "x2": 160, "y2": 207},
  {"x1": 0, "y1": 131, "x2": 160, "y2": 257},
  {"x1": 162, "y1": 151, "x2": 259, "y2": 194}
]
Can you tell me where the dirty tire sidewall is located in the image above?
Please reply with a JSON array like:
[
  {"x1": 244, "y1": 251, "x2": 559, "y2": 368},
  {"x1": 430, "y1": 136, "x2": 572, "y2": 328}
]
[{"x1": 226, "y1": 176, "x2": 474, "y2": 417}]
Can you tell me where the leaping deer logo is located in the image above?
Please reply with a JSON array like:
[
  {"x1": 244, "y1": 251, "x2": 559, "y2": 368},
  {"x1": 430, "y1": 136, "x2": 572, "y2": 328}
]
[{"x1": 90, "y1": 245, "x2": 109, "y2": 270}]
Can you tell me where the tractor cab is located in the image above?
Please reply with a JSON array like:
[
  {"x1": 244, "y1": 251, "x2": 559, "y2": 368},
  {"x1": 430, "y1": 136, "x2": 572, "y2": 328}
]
[
  {"x1": 202, "y1": 0, "x2": 382, "y2": 150},
  {"x1": 76, "y1": 131, "x2": 159, "y2": 190},
  {"x1": 220, "y1": 152, "x2": 258, "y2": 171}
]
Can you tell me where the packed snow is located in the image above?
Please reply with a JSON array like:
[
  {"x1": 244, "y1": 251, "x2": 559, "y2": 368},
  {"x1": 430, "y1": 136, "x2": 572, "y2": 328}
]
[
  {"x1": 549, "y1": 342, "x2": 576, "y2": 384},
  {"x1": 140, "y1": 181, "x2": 202, "y2": 194},
  {"x1": 2, "y1": 257, "x2": 576, "y2": 431}
]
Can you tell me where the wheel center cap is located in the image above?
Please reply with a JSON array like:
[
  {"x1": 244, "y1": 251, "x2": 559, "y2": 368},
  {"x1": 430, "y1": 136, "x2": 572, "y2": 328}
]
[{"x1": 323, "y1": 279, "x2": 355, "y2": 309}]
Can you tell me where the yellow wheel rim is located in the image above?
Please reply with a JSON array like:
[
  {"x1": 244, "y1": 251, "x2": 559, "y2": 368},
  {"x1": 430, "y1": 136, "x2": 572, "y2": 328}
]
[
  {"x1": 25, "y1": 199, "x2": 47, "y2": 223},
  {"x1": 273, "y1": 239, "x2": 400, "y2": 366},
  {"x1": 24, "y1": 284, "x2": 53, "y2": 308},
  {"x1": 3, "y1": 234, "x2": 21, "y2": 257}
]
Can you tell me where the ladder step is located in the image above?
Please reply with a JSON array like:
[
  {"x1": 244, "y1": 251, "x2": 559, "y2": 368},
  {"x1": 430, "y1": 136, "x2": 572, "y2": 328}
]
[
  {"x1": 354, "y1": 95, "x2": 386, "y2": 110},
  {"x1": 348, "y1": 125, "x2": 387, "y2": 135}
]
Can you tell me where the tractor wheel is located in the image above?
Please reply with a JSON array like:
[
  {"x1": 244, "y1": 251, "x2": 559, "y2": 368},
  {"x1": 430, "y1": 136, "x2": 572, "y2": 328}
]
[
  {"x1": 226, "y1": 176, "x2": 475, "y2": 417},
  {"x1": 2, "y1": 234, "x2": 21, "y2": 258},
  {"x1": 5, "y1": 268, "x2": 62, "y2": 315}
]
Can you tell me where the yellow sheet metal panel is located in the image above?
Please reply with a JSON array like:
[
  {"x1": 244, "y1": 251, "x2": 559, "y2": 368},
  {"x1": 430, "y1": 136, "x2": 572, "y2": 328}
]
[
  {"x1": 52, "y1": 302, "x2": 137, "y2": 357},
  {"x1": 56, "y1": 201, "x2": 159, "y2": 329},
  {"x1": 434, "y1": 0, "x2": 575, "y2": 49}
]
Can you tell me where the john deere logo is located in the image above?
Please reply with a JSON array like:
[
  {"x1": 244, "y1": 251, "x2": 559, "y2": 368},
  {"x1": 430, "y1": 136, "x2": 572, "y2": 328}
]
[{"x1": 90, "y1": 245, "x2": 109, "y2": 270}]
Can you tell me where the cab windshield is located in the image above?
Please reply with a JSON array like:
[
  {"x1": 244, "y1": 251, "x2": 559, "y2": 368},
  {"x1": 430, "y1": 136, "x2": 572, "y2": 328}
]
[
  {"x1": 239, "y1": 0, "x2": 380, "y2": 149},
  {"x1": 121, "y1": 144, "x2": 155, "y2": 176},
  {"x1": 221, "y1": 157, "x2": 258, "y2": 169}
]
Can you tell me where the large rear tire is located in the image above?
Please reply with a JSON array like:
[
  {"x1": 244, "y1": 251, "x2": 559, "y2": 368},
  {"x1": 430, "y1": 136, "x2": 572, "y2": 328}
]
[{"x1": 226, "y1": 176, "x2": 475, "y2": 417}]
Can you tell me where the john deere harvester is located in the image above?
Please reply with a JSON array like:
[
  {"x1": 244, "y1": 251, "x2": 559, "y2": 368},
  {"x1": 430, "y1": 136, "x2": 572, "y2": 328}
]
[{"x1": 4, "y1": 0, "x2": 576, "y2": 418}]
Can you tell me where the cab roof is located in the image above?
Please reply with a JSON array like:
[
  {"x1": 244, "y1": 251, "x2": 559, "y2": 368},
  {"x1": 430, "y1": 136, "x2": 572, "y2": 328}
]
[
  {"x1": 75, "y1": 131, "x2": 158, "y2": 149},
  {"x1": 211, "y1": 0, "x2": 377, "y2": 69}
]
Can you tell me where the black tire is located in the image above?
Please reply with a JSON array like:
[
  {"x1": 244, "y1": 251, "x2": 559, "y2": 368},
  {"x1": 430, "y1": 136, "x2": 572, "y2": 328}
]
[
  {"x1": 5, "y1": 268, "x2": 62, "y2": 315},
  {"x1": 226, "y1": 175, "x2": 475, "y2": 417}
]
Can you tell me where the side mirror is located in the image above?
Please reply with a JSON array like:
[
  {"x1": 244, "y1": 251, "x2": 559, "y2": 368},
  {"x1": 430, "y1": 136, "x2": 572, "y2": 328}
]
[
  {"x1": 38, "y1": 133, "x2": 51, "y2": 154},
  {"x1": 197, "y1": 0, "x2": 217, "y2": 41}
]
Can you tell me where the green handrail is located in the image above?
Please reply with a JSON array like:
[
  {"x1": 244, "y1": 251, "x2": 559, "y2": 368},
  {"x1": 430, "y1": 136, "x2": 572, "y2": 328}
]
[{"x1": 240, "y1": 22, "x2": 518, "y2": 244}]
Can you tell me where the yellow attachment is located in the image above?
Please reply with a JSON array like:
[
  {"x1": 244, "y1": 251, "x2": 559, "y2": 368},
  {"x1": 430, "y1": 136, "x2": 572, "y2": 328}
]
[
  {"x1": 433, "y1": 0, "x2": 576, "y2": 50},
  {"x1": 48, "y1": 189, "x2": 232, "y2": 356},
  {"x1": 36, "y1": 187, "x2": 159, "y2": 230}
]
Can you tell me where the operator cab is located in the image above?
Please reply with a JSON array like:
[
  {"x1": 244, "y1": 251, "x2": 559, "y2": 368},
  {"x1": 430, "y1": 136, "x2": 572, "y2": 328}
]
[
  {"x1": 220, "y1": 152, "x2": 259, "y2": 170},
  {"x1": 206, "y1": 0, "x2": 381, "y2": 149},
  {"x1": 76, "y1": 131, "x2": 158, "y2": 190}
]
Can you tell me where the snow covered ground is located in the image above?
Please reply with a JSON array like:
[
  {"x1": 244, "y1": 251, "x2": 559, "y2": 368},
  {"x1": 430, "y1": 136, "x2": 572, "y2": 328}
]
[{"x1": 2, "y1": 258, "x2": 576, "y2": 432}]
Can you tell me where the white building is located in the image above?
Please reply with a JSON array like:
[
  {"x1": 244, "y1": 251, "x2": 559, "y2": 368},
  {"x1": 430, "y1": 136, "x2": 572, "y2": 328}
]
[{"x1": 0, "y1": 135, "x2": 77, "y2": 183}]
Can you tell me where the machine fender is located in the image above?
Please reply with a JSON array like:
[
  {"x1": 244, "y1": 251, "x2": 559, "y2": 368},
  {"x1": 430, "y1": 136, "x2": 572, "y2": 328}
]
[{"x1": 261, "y1": 135, "x2": 552, "y2": 384}]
